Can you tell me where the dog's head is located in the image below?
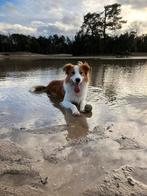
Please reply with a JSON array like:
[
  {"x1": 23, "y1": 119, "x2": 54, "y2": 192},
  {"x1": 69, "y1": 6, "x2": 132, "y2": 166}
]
[{"x1": 63, "y1": 61, "x2": 90, "y2": 93}]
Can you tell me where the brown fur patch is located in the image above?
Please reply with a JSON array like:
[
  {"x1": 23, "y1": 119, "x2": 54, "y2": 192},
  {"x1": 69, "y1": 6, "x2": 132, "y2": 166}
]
[
  {"x1": 79, "y1": 62, "x2": 90, "y2": 82},
  {"x1": 63, "y1": 63, "x2": 74, "y2": 74},
  {"x1": 46, "y1": 80, "x2": 65, "y2": 99},
  {"x1": 63, "y1": 63, "x2": 75, "y2": 84}
]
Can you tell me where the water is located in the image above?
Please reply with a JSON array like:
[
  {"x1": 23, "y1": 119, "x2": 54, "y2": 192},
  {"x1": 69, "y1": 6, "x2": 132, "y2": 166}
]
[
  {"x1": 0, "y1": 58, "x2": 147, "y2": 137},
  {"x1": 1, "y1": 57, "x2": 147, "y2": 195}
]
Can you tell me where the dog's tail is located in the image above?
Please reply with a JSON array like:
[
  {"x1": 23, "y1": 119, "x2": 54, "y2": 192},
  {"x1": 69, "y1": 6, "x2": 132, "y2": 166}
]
[{"x1": 30, "y1": 85, "x2": 47, "y2": 93}]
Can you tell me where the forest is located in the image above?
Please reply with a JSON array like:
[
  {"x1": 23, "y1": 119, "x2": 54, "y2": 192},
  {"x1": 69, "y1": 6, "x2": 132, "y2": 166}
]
[{"x1": 0, "y1": 3, "x2": 147, "y2": 56}]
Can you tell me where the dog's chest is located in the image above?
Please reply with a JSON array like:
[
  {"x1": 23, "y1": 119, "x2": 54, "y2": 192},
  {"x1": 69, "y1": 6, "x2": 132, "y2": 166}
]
[{"x1": 64, "y1": 82, "x2": 88, "y2": 104}]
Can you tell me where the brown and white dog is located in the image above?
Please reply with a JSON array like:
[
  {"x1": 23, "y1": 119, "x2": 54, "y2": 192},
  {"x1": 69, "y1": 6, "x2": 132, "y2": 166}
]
[{"x1": 33, "y1": 61, "x2": 90, "y2": 116}]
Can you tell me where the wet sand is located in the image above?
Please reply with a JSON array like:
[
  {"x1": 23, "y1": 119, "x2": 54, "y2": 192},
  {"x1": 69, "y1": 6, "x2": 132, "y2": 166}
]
[{"x1": 1, "y1": 120, "x2": 147, "y2": 196}]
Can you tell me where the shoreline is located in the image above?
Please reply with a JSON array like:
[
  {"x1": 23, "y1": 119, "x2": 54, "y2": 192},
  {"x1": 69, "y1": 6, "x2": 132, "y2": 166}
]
[{"x1": 0, "y1": 52, "x2": 147, "y2": 60}]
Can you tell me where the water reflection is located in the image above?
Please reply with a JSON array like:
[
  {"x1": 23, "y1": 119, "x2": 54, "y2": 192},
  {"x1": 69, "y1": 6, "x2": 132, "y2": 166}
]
[
  {"x1": 90, "y1": 60, "x2": 147, "y2": 98},
  {"x1": 0, "y1": 58, "x2": 147, "y2": 137},
  {"x1": 48, "y1": 95, "x2": 91, "y2": 139}
]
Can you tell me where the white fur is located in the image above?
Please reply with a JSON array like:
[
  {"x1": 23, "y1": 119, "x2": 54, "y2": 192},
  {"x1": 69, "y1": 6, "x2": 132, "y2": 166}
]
[
  {"x1": 60, "y1": 66, "x2": 88, "y2": 116},
  {"x1": 70, "y1": 65, "x2": 83, "y2": 84}
]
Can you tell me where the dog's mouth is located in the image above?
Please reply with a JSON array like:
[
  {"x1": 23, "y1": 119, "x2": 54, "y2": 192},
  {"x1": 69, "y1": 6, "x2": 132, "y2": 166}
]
[{"x1": 74, "y1": 83, "x2": 80, "y2": 93}]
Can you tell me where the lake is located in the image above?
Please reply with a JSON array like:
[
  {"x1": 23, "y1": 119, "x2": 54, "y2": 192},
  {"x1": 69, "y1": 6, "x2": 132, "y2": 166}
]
[{"x1": 1, "y1": 58, "x2": 147, "y2": 135}]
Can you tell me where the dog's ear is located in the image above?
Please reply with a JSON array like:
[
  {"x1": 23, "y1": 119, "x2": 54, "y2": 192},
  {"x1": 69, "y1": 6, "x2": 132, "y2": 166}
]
[
  {"x1": 80, "y1": 62, "x2": 90, "y2": 74},
  {"x1": 63, "y1": 63, "x2": 73, "y2": 74}
]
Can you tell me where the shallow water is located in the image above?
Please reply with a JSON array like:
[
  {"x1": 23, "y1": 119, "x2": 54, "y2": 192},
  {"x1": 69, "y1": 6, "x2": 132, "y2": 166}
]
[
  {"x1": 0, "y1": 58, "x2": 147, "y2": 138},
  {"x1": 1, "y1": 58, "x2": 147, "y2": 195}
]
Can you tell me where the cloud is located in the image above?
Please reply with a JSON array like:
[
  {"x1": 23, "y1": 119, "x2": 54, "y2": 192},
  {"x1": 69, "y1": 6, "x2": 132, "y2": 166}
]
[
  {"x1": 117, "y1": 0, "x2": 147, "y2": 9},
  {"x1": 0, "y1": 23, "x2": 36, "y2": 35},
  {"x1": 130, "y1": 21, "x2": 147, "y2": 35},
  {"x1": 0, "y1": 1, "x2": 17, "y2": 13},
  {"x1": 0, "y1": 0, "x2": 84, "y2": 36},
  {"x1": 37, "y1": 22, "x2": 78, "y2": 37},
  {"x1": 119, "y1": 4, "x2": 147, "y2": 35},
  {"x1": 81, "y1": 0, "x2": 116, "y2": 13},
  {"x1": 0, "y1": 0, "x2": 147, "y2": 36}
]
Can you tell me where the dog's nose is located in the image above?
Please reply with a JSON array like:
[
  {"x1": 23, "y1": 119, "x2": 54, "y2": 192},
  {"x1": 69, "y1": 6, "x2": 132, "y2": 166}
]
[{"x1": 75, "y1": 78, "x2": 81, "y2": 83}]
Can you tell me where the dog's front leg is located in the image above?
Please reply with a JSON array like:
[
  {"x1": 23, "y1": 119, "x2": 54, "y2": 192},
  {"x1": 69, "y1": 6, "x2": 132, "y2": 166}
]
[
  {"x1": 60, "y1": 100, "x2": 80, "y2": 116},
  {"x1": 80, "y1": 99, "x2": 86, "y2": 112}
]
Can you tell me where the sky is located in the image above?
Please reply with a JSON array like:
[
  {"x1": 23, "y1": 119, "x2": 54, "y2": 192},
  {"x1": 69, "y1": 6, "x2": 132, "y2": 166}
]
[{"x1": 0, "y1": 0, "x2": 147, "y2": 37}]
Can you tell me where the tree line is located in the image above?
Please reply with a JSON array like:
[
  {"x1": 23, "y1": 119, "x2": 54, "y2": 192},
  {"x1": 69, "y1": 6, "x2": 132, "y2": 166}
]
[
  {"x1": 0, "y1": 3, "x2": 147, "y2": 55},
  {"x1": 0, "y1": 34, "x2": 72, "y2": 54}
]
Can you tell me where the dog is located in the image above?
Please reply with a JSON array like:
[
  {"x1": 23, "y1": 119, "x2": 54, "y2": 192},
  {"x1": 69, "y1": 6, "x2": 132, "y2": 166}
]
[{"x1": 33, "y1": 61, "x2": 90, "y2": 116}]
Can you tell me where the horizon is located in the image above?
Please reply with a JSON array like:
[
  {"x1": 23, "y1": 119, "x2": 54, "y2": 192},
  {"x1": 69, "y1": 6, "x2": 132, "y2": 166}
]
[{"x1": 0, "y1": 0, "x2": 147, "y2": 37}]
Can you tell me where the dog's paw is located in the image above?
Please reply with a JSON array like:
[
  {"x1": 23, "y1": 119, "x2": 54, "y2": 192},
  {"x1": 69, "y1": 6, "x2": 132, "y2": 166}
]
[
  {"x1": 72, "y1": 110, "x2": 81, "y2": 116},
  {"x1": 80, "y1": 108, "x2": 85, "y2": 113}
]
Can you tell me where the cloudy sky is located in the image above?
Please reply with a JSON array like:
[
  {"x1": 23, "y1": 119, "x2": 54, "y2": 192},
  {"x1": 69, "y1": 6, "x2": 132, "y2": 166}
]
[{"x1": 0, "y1": 0, "x2": 147, "y2": 37}]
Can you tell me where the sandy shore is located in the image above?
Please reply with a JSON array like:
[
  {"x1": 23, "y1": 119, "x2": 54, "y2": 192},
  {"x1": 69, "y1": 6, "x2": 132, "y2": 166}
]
[
  {"x1": 1, "y1": 123, "x2": 147, "y2": 196},
  {"x1": 0, "y1": 52, "x2": 147, "y2": 60}
]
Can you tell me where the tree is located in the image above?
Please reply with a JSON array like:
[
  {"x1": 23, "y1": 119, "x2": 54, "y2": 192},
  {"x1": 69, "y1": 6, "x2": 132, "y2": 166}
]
[
  {"x1": 79, "y1": 3, "x2": 126, "y2": 39},
  {"x1": 103, "y1": 3, "x2": 126, "y2": 39},
  {"x1": 79, "y1": 12, "x2": 103, "y2": 37}
]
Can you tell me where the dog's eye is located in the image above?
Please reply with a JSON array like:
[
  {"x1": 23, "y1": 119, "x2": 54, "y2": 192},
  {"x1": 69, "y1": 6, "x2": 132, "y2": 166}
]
[
  {"x1": 71, "y1": 71, "x2": 75, "y2": 75},
  {"x1": 80, "y1": 71, "x2": 83, "y2": 75}
]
